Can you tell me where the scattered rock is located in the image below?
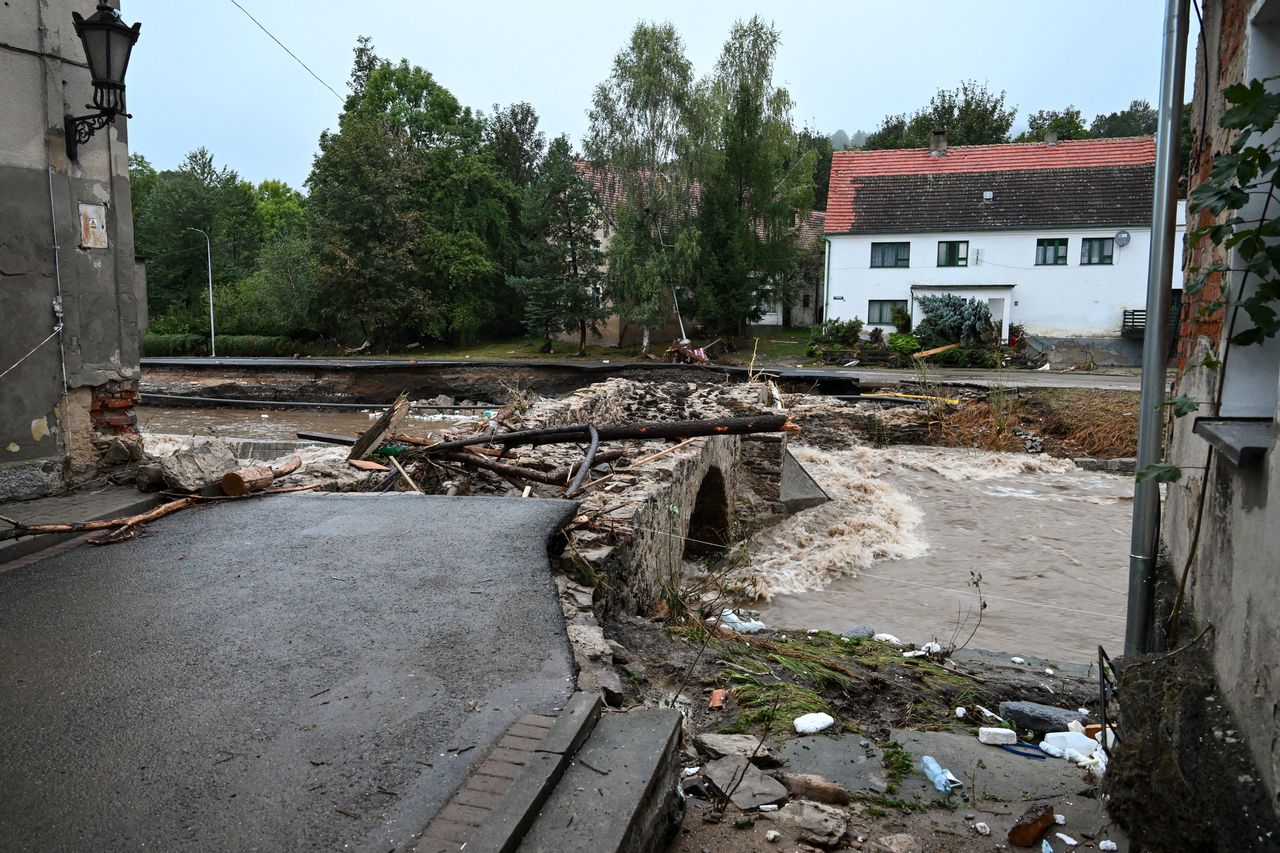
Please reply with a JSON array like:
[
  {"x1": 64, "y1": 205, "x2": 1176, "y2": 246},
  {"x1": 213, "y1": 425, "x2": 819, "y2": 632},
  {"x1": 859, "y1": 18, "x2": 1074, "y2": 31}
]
[
  {"x1": 999, "y1": 701, "x2": 1088, "y2": 735},
  {"x1": 870, "y1": 832, "x2": 921, "y2": 853},
  {"x1": 765, "y1": 829, "x2": 781, "y2": 843},
  {"x1": 774, "y1": 800, "x2": 848, "y2": 850},
  {"x1": 694, "y1": 734, "x2": 777, "y2": 766},
  {"x1": 159, "y1": 439, "x2": 238, "y2": 492},
  {"x1": 135, "y1": 462, "x2": 164, "y2": 491},
  {"x1": 703, "y1": 756, "x2": 788, "y2": 810},
  {"x1": 841, "y1": 625, "x2": 875, "y2": 639},
  {"x1": 605, "y1": 639, "x2": 631, "y2": 663},
  {"x1": 778, "y1": 772, "x2": 851, "y2": 806},
  {"x1": 974, "y1": 822, "x2": 991, "y2": 836},
  {"x1": 565, "y1": 624, "x2": 612, "y2": 662},
  {"x1": 623, "y1": 662, "x2": 648, "y2": 681},
  {"x1": 773, "y1": 735, "x2": 888, "y2": 795},
  {"x1": 594, "y1": 666, "x2": 625, "y2": 707},
  {"x1": 1008, "y1": 803, "x2": 1056, "y2": 848}
]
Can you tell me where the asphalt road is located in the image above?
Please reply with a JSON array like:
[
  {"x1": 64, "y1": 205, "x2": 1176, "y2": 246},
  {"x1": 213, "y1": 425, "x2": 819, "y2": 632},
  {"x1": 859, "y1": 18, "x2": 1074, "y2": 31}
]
[
  {"x1": 140, "y1": 356, "x2": 1145, "y2": 391},
  {"x1": 0, "y1": 494, "x2": 578, "y2": 852}
]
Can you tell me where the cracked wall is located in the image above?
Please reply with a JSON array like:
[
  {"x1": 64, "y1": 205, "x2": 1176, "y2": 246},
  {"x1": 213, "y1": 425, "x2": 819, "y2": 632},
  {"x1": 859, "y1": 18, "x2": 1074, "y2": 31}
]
[{"x1": 0, "y1": 1, "x2": 144, "y2": 500}]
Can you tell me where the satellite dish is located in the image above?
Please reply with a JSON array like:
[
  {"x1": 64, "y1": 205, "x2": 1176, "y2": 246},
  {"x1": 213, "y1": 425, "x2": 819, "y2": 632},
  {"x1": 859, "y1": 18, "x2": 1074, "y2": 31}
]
[{"x1": 1115, "y1": 230, "x2": 1131, "y2": 247}]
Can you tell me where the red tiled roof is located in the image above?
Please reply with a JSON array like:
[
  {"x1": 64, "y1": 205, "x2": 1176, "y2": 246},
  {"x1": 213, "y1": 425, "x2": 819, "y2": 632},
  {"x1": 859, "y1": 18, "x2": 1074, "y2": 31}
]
[{"x1": 825, "y1": 136, "x2": 1156, "y2": 234}]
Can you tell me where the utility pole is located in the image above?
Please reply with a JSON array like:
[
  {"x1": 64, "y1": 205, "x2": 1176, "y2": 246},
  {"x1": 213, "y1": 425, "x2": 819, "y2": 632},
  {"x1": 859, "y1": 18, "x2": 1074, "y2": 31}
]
[{"x1": 187, "y1": 227, "x2": 215, "y2": 357}]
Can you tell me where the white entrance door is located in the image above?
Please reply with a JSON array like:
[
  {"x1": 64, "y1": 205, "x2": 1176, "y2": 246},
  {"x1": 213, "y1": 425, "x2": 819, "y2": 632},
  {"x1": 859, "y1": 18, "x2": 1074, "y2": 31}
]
[{"x1": 988, "y1": 297, "x2": 1006, "y2": 342}]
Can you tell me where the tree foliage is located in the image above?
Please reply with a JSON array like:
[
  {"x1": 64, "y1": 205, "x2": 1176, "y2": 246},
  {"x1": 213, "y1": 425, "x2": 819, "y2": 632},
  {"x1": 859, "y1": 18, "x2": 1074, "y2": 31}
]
[
  {"x1": 306, "y1": 38, "x2": 515, "y2": 346},
  {"x1": 484, "y1": 101, "x2": 546, "y2": 190},
  {"x1": 511, "y1": 136, "x2": 608, "y2": 354},
  {"x1": 1014, "y1": 106, "x2": 1088, "y2": 142},
  {"x1": 1089, "y1": 99, "x2": 1158, "y2": 138},
  {"x1": 863, "y1": 81, "x2": 1015, "y2": 149},
  {"x1": 691, "y1": 16, "x2": 814, "y2": 336},
  {"x1": 586, "y1": 21, "x2": 698, "y2": 347}
]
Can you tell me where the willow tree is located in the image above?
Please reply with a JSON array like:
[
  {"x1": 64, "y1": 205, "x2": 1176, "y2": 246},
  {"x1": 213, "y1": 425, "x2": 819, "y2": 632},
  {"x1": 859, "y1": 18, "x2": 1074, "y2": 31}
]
[{"x1": 585, "y1": 22, "x2": 698, "y2": 353}]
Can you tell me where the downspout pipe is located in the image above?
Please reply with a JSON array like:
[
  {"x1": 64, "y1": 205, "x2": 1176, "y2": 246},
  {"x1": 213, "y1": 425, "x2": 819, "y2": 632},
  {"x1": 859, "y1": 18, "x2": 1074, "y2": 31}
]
[{"x1": 1126, "y1": 0, "x2": 1189, "y2": 657}]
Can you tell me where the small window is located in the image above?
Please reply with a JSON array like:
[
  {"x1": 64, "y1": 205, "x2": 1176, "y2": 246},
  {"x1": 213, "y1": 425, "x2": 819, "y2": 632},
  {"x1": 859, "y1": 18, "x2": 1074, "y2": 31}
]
[
  {"x1": 868, "y1": 299, "x2": 908, "y2": 325},
  {"x1": 1081, "y1": 237, "x2": 1115, "y2": 265},
  {"x1": 870, "y1": 242, "x2": 910, "y2": 268},
  {"x1": 1036, "y1": 238, "x2": 1068, "y2": 266},
  {"x1": 937, "y1": 240, "x2": 968, "y2": 267}
]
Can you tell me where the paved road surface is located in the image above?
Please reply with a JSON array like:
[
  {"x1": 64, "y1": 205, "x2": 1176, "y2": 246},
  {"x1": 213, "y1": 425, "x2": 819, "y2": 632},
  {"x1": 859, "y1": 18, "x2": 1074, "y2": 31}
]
[
  {"x1": 141, "y1": 356, "x2": 1145, "y2": 391},
  {"x1": 0, "y1": 494, "x2": 577, "y2": 852}
]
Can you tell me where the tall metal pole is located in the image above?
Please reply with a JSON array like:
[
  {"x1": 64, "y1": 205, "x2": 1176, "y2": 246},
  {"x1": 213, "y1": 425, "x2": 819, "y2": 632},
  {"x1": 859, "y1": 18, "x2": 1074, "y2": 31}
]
[
  {"x1": 1126, "y1": 0, "x2": 1189, "y2": 657},
  {"x1": 187, "y1": 227, "x2": 215, "y2": 357}
]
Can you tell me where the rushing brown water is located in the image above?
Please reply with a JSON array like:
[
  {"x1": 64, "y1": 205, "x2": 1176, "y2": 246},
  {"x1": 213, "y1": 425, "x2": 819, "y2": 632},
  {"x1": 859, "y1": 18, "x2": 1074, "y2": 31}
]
[
  {"x1": 752, "y1": 445, "x2": 1132, "y2": 663},
  {"x1": 135, "y1": 406, "x2": 466, "y2": 441}
]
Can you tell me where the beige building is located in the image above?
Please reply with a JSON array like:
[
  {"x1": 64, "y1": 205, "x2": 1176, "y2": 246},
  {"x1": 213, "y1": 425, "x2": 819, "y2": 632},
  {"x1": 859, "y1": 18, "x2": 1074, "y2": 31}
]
[{"x1": 0, "y1": 0, "x2": 145, "y2": 500}]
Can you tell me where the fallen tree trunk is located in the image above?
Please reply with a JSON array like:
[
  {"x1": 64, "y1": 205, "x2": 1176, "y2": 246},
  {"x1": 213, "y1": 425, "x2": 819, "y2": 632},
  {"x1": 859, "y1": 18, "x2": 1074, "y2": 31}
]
[
  {"x1": 348, "y1": 393, "x2": 410, "y2": 461},
  {"x1": 409, "y1": 414, "x2": 793, "y2": 457},
  {"x1": 220, "y1": 455, "x2": 303, "y2": 497},
  {"x1": 0, "y1": 496, "x2": 197, "y2": 542},
  {"x1": 438, "y1": 449, "x2": 626, "y2": 486}
]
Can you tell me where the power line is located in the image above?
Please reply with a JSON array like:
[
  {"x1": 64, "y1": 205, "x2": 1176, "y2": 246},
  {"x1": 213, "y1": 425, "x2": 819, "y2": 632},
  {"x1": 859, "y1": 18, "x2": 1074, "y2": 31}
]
[{"x1": 226, "y1": 0, "x2": 343, "y2": 102}]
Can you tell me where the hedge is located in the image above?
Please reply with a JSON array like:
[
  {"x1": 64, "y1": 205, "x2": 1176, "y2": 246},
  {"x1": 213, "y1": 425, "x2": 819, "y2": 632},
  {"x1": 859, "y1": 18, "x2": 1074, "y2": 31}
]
[{"x1": 143, "y1": 334, "x2": 328, "y2": 357}]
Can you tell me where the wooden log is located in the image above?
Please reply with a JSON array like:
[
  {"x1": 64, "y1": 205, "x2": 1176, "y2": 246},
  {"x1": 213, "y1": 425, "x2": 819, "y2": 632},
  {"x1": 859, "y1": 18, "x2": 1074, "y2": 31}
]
[
  {"x1": 437, "y1": 449, "x2": 629, "y2": 487},
  {"x1": 220, "y1": 455, "x2": 302, "y2": 497},
  {"x1": 408, "y1": 414, "x2": 793, "y2": 457},
  {"x1": 913, "y1": 342, "x2": 961, "y2": 359}
]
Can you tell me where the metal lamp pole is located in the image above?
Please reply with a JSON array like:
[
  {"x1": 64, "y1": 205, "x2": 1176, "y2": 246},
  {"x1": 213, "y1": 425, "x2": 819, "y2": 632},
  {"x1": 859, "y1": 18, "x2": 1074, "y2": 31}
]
[{"x1": 187, "y1": 227, "x2": 215, "y2": 357}]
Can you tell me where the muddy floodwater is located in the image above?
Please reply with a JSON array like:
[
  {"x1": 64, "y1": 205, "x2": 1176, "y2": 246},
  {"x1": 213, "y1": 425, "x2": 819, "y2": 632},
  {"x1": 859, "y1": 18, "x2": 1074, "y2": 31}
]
[
  {"x1": 136, "y1": 406, "x2": 468, "y2": 442},
  {"x1": 752, "y1": 445, "x2": 1132, "y2": 663}
]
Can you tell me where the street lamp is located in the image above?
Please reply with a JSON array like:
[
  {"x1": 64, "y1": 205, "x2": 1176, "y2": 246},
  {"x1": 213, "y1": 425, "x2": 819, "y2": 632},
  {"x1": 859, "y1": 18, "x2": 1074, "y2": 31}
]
[
  {"x1": 65, "y1": 3, "x2": 142, "y2": 161},
  {"x1": 187, "y1": 228, "x2": 216, "y2": 357}
]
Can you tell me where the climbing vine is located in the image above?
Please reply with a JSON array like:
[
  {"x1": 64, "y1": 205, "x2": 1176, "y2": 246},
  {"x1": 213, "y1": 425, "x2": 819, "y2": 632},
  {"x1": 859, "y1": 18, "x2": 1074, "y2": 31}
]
[{"x1": 1136, "y1": 77, "x2": 1280, "y2": 484}]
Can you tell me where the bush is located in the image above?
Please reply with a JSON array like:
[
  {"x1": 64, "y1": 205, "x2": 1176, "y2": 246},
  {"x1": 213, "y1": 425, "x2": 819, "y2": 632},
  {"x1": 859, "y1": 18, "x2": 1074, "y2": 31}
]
[
  {"x1": 143, "y1": 333, "x2": 208, "y2": 356},
  {"x1": 143, "y1": 334, "x2": 328, "y2": 357},
  {"x1": 913, "y1": 294, "x2": 996, "y2": 348},
  {"x1": 890, "y1": 304, "x2": 912, "y2": 333},
  {"x1": 868, "y1": 326, "x2": 885, "y2": 348},
  {"x1": 887, "y1": 332, "x2": 921, "y2": 355},
  {"x1": 806, "y1": 318, "x2": 865, "y2": 356}
]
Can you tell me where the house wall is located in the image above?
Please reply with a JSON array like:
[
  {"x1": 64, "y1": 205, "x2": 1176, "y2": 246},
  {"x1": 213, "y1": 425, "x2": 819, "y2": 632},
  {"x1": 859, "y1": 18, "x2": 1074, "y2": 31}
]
[
  {"x1": 0, "y1": 0, "x2": 144, "y2": 500},
  {"x1": 1162, "y1": 0, "x2": 1280, "y2": 815},
  {"x1": 824, "y1": 215, "x2": 1185, "y2": 344}
]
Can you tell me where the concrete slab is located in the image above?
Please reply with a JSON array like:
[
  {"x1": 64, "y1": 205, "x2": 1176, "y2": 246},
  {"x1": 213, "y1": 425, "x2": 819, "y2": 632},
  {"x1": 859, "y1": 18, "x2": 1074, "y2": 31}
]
[
  {"x1": 773, "y1": 734, "x2": 890, "y2": 794},
  {"x1": 890, "y1": 729, "x2": 1093, "y2": 805},
  {"x1": 780, "y1": 450, "x2": 830, "y2": 514},
  {"x1": 0, "y1": 493, "x2": 578, "y2": 852}
]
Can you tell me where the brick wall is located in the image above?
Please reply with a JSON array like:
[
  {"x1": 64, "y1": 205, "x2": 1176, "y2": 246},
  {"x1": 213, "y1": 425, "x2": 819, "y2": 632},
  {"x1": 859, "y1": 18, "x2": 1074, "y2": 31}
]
[
  {"x1": 89, "y1": 379, "x2": 139, "y2": 435},
  {"x1": 1175, "y1": 0, "x2": 1249, "y2": 371}
]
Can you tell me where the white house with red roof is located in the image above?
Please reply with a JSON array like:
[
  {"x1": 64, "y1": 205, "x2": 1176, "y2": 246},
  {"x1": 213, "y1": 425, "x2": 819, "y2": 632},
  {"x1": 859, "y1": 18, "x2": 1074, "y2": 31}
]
[{"x1": 822, "y1": 132, "x2": 1185, "y2": 364}]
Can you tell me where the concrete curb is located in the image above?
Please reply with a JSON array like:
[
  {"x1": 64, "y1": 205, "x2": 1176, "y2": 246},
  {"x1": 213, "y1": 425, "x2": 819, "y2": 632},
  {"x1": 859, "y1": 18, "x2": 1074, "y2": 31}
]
[
  {"x1": 416, "y1": 693, "x2": 602, "y2": 853},
  {"x1": 0, "y1": 492, "x2": 160, "y2": 568}
]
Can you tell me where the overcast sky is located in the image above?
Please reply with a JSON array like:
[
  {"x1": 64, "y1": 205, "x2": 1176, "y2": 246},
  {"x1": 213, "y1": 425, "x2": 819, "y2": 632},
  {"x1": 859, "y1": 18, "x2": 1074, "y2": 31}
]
[{"x1": 124, "y1": 0, "x2": 1198, "y2": 189}]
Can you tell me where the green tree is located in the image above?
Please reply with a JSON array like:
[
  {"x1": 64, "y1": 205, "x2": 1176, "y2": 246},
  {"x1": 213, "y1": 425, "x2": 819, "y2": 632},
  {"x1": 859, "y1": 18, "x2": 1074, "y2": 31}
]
[
  {"x1": 255, "y1": 179, "x2": 305, "y2": 242},
  {"x1": 586, "y1": 21, "x2": 698, "y2": 353},
  {"x1": 306, "y1": 38, "x2": 514, "y2": 347},
  {"x1": 1089, "y1": 99, "x2": 1158, "y2": 137},
  {"x1": 1014, "y1": 106, "x2": 1088, "y2": 142},
  {"x1": 216, "y1": 233, "x2": 317, "y2": 337},
  {"x1": 128, "y1": 153, "x2": 158, "y2": 213},
  {"x1": 511, "y1": 136, "x2": 608, "y2": 355},
  {"x1": 863, "y1": 81, "x2": 1016, "y2": 149},
  {"x1": 484, "y1": 101, "x2": 545, "y2": 189},
  {"x1": 797, "y1": 127, "x2": 834, "y2": 210},
  {"x1": 692, "y1": 16, "x2": 814, "y2": 337},
  {"x1": 133, "y1": 147, "x2": 260, "y2": 323}
]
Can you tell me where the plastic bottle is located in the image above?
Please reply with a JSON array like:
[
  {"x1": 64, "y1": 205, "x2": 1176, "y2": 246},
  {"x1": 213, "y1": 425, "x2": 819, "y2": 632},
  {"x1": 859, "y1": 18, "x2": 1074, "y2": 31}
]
[{"x1": 920, "y1": 755, "x2": 952, "y2": 793}]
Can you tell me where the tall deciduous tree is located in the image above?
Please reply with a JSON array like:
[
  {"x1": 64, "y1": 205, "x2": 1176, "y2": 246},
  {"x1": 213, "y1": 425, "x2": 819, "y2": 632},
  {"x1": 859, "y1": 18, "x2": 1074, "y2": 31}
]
[
  {"x1": 511, "y1": 136, "x2": 607, "y2": 355},
  {"x1": 1089, "y1": 99, "x2": 1158, "y2": 138},
  {"x1": 133, "y1": 147, "x2": 260, "y2": 322},
  {"x1": 1014, "y1": 106, "x2": 1088, "y2": 142},
  {"x1": 586, "y1": 21, "x2": 698, "y2": 353},
  {"x1": 485, "y1": 102, "x2": 546, "y2": 190},
  {"x1": 863, "y1": 81, "x2": 1015, "y2": 149},
  {"x1": 692, "y1": 16, "x2": 814, "y2": 337},
  {"x1": 306, "y1": 38, "x2": 514, "y2": 347}
]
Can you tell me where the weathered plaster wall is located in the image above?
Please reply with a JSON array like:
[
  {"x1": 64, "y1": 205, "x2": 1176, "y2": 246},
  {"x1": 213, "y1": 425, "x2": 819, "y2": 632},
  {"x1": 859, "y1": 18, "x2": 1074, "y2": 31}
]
[
  {"x1": 1161, "y1": 0, "x2": 1280, "y2": 816},
  {"x1": 0, "y1": 0, "x2": 143, "y2": 499}
]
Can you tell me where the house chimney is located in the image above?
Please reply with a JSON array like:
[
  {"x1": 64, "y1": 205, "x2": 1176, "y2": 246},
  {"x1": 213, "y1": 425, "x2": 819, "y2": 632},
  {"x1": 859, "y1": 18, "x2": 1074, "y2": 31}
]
[
  {"x1": 930, "y1": 128, "x2": 947, "y2": 156},
  {"x1": 1045, "y1": 129, "x2": 1059, "y2": 146}
]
